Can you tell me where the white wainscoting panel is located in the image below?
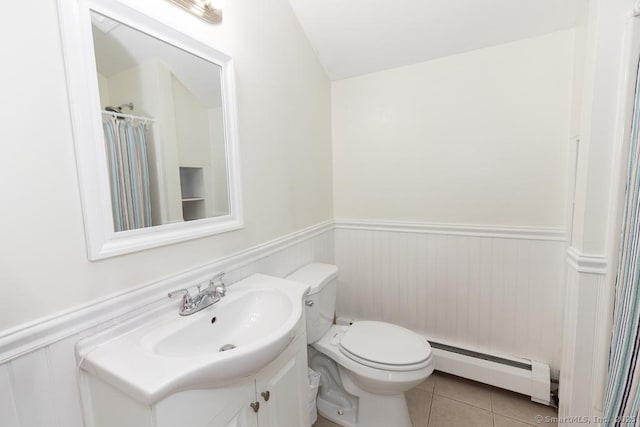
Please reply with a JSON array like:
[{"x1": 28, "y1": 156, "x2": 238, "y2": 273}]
[
  {"x1": 0, "y1": 222, "x2": 334, "y2": 427},
  {"x1": 334, "y1": 220, "x2": 567, "y2": 374},
  {"x1": 558, "y1": 248, "x2": 610, "y2": 425},
  {"x1": 9, "y1": 350, "x2": 56, "y2": 427},
  {"x1": 47, "y1": 335, "x2": 86, "y2": 427},
  {"x1": 0, "y1": 364, "x2": 20, "y2": 427}
]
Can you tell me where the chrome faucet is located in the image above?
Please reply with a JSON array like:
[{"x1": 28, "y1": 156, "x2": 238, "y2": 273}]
[{"x1": 168, "y1": 273, "x2": 226, "y2": 316}]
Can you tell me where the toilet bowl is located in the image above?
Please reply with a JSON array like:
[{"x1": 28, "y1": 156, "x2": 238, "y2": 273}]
[{"x1": 287, "y1": 263, "x2": 434, "y2": 427}]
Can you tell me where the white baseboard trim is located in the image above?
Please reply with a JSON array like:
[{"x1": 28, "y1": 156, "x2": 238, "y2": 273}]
[
  {"x1": 0, "y1": 220, "x2": 333, "y2": 363},
  {"x1": 335, "y1": 219, "x2": 567, "y2": 241},
  {"x1": 566, "y1": 246, "x2": 608, "y2": 274}
]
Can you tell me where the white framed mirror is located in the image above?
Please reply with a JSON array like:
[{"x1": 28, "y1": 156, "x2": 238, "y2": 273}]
[{"x1": 58, "y1": 0, "x2": 243, "y2": 260}]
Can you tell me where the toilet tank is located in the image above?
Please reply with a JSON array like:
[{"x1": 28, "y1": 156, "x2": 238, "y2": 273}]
[{"x1": 287, "y1": 263, "x2": 338, "y2": 344}]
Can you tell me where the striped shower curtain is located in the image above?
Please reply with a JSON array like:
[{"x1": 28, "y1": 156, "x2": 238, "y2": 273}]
[
  {"x1": 603, "y1": 58, "x2": 640, "y2": 425},
  {"x1": 102, "y1": 118, "x2": 152, "y2": 232}
]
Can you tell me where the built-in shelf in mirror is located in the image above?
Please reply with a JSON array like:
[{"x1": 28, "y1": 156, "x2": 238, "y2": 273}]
[{"x1": 180, "y1": 167, "x2": 206, "y2": 221}]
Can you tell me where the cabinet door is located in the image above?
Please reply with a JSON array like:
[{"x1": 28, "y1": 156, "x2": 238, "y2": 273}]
[
  {"x1": 220, "y1": 403, "x2": 258, "y2": 427},
  {"x1": 205, "y1": 382, "x2": 258, "y2": 427},
  {"x1": 154, "y1": 378, "x2": 257, "y2": 427},
  {"x1": 256, "y1": 341, "x2": 309, "y2": 427}
]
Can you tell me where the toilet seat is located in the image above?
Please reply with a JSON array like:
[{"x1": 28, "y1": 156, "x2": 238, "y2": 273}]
[
  {"x1": 340, "y1": 346, "x2": 432, "y2": 371},
  {"x1": 339, "y1": 321, "x2": 432, "y2": 371}
]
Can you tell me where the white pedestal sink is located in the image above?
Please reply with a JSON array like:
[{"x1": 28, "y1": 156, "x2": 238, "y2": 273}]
[{"x1": 77, "y1": 274, "x2": 309, "y2": 405}]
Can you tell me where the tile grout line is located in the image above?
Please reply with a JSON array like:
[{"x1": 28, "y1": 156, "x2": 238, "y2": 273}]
[
  {"x1": 433, "y1": 373, "x2": 496, "y2": 412},
  {"x1": 491, "y1": 392, "x2": 496, "y2": 427},
  {"x1": 490, "y1": 389, "x2": 555, "y2": 427},
  {"x1": 432, "y1": 389, "x2": 493, "y2": 413},
  {"x1": 490, "y1": 388, "x2": 494, "y2": 412},
  {"x1": 493, "y1": 412, "x2": 546, "y2": 427},
  {"x1": 424, "y1": 375, "x2": 436, "y2": 427},
  {"x1": 426, "y1": 391, "x2": 434, "y2": 427}
]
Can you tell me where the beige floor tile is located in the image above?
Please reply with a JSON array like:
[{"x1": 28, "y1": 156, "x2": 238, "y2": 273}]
[
  {"x1": 494, "y1": 413, "x2": 535, "y2": 427},
  {"x1": 314, "y1": 415, "x2": 341, "y2": 427},
  {"x1": 428, "y1": 395, "x2": 493, "y2": 427},
  {"x1": 406, "y1": 388, "x2": 432, "y2": 427},
  {"x1": 491, "y1": 389, "x2": 557, "y2": 426},
  {"x1": 433, "y1": 373, "x2": 492, "y2": 410},
  {"x1": 415, "y1": 371, "x2": 438, "y2": 392}
]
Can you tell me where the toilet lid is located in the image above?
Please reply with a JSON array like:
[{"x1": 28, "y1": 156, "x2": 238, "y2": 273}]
[{"x1": 339, "y1": 321, "x2": 431, "y2": 366}]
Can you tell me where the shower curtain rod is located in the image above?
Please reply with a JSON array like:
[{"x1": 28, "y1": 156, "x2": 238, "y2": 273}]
[{"x1": 101, "y1": 110, "x2": 157, "y2": 122}]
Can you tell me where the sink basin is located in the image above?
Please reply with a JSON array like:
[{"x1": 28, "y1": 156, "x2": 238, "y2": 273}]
[
  {"x1": 147, "y1": 288, "x2": 293, "y2": 358},
  {"x1": 77, "y1": 274, "x2": 308, "y2": 404}
]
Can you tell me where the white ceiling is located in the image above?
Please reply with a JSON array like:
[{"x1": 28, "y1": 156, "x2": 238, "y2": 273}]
[{"x1": 287, "y1": 0, "x2": 582, "y2": 80}]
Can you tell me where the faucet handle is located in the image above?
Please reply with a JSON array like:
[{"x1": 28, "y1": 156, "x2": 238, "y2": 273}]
[
  {"x1": 215, "y1": 283, "x2": 226, "y2": 298},
  {"x1": 168, "y1": 288, "x2": 193, "y2": 306},
  {"x1": 210, "y1": 274, "x2": 226, "y2": 298}
]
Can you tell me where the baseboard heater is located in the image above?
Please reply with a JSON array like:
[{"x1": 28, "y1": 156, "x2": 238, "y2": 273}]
[{"x1": 429, "y1": 341, "x2": 551, "y2": 405}]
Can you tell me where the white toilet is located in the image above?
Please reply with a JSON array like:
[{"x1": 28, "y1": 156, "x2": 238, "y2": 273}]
[{"x1": 288, "y1": 263, "x2": 434, "y2": 427}]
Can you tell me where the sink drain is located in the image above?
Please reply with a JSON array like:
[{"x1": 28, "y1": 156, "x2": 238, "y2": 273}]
[{"x1": 219, "y1": 344, "x2": 236, "y2": 352}]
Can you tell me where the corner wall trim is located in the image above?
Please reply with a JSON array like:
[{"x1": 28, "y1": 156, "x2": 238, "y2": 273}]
[
  {"x1": 0, "y1": 220, "x2": 334, "y2": 363},
  {"x1": 566, "y1": 246, "x2": 609, "y2": 274},
  {"x1": 335, "y1": 219, "x2": 567, "y2": 241}
]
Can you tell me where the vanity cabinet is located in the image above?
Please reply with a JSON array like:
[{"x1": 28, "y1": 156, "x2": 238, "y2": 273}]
[
  {"x1": 254, "y1": 336, "x2": 309, "y2": 427},
  {"x1": 80, "y1": 323, "x2": 310, "y2": 427},
  {"x1": 214, "y1": 333, "x2": 309, "y2": 427}
]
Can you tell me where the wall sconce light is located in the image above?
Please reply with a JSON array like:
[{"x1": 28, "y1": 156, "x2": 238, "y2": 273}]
[{"x1": 166, "y1": 0, "x2": 226, "y2": 24}]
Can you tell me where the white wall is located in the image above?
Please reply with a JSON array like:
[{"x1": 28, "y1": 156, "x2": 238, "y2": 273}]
[
  {"x1": 332, "y1": 30, "x2": 574, "y2": 227},
  {"x1": 209, "y1": 107, "x2": 230, "y2": 215},
  {"x1": 172, "y1": 75, "x2": 213, "y2": 166},
  {"x1": 96, "y1": 73, "x2": 110, "y2": 108},
  {"x1": 0, "y1": 0, "x2": 332, "y2": 331}
]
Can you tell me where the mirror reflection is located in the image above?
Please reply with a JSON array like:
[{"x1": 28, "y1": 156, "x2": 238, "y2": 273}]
[{"x1": 91, "y1": 12, "x2": 230, "y2": 232}]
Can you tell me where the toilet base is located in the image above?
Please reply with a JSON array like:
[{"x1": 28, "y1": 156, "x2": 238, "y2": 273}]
[
  {"x1": 339, "y1": 365, "x2": 412, "y2": 427},
  {"x1": 311, "y1": 349, "x2": 357, "y2": 426},
  {"x1": 310, "y1": 349, "x2": 413, "y2": 427},
  {"x1": 317, "y1": 393, "x2": 357, "y2": 427}
]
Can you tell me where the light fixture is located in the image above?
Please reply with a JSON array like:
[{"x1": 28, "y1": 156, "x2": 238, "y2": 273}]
[{"x1": 166, "y1": 0, "x2": 225, "y2": 24}]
